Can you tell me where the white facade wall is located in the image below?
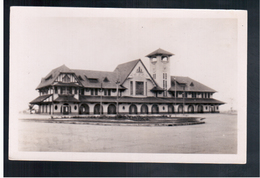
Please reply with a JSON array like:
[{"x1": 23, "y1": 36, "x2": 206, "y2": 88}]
[{"x1": 158, "y1": 104, "x2": 168, "y2": 113}]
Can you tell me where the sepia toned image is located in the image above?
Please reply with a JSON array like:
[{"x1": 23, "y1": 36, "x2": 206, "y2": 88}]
[{"x1": 9, "y1": 7, "x2": 247, "y2": 163}]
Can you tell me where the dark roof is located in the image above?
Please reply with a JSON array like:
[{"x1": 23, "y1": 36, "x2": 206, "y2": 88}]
[
  {"x1": 146, "y1": 48, "x2": 174, "y2": 58},
  {"x1": 161, "y1": 98, "x2": 224, "y2": 104},
  {"x1": 35, "y1": 60, "x2": 215, "y2": 94},
  {"x1": 30, "y1": 94, "x2": 52, "y2": 104},
  {"x1": 54, "y1": 95, "x2": 80, "y2": 103},
  {"x1": 36, "y1": 65, "x2": 72, "y2": 89},
  {"x1": 169, "y1": 76, "x2": 216, "y2": 92},
  {"x1": 150, "y1": 86, "x2": 164, "y2": 92},
  {"x1": 79, "y1": 96, "x2": 224, "y2": 105},
  {"x1": 73, "y1": 69, "x2": 124, "y2": 89},
  {"x1": 114, "y1": 59, "x2": 140, "y2": 85}
]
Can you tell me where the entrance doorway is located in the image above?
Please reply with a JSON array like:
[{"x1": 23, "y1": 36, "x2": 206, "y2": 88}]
[{"x1": 62, "y1": 104, "x2": 70, "y2": 115}]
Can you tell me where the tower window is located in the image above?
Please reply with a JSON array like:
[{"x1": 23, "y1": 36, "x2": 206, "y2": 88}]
[
  {"x1": 151, "y1": 58, "x2": 157, "y2": 62},
  {"x1": 163, "y1": 73, "x2": 167, "y2": 79},
  {"x1": 162, "y1": 57, "x2": 168, "y2": 62},
  {"x1": 163, "y1": 73, "x2": 167, "y2": 97}
]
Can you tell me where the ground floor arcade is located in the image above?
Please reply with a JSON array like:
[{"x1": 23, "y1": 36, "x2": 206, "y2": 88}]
[{"x1": 36, "y1": 102, "x2": 220, "y2": 115}]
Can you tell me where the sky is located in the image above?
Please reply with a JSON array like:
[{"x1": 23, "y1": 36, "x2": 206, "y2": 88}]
[{"x1": 10, "y1": 7, "x2": 247, "y2": 112}]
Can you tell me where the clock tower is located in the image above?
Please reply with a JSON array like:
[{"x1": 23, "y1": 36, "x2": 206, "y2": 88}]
[{"x1": 146, "y1": 48, "x2": 174, "y2": 97}]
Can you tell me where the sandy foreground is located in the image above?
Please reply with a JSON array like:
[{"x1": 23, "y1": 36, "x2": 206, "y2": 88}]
[{"x1": 17, "y1": 114, "x2": 237, "y2": 154}]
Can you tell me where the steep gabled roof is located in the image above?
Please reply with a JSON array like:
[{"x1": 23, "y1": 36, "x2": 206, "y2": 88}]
[
  {"x1": 146, "y1": 48, "x2": 174, "y2": 58},
  {"x1": 113, "y1": 59, "x2": 140, "y2": 85},
  {"x1": 169, "y1": 76, "x2": 216, "y2": 92},
  {"x1": 36, "y1": 65, "x2": 72, "y2": 89}
]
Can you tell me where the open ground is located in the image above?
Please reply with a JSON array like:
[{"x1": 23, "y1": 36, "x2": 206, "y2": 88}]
[{"x1": 18, "y1": 113, "x2": 237, "y2": 154}]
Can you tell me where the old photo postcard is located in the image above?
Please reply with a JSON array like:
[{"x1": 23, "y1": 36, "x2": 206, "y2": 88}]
[{"x1": 9, "y1": 7, "x2": 247, "y2": 163}]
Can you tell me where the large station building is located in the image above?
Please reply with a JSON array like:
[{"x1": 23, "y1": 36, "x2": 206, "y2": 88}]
[{"x1": 30, "y1": 48, "x2": 224, "y2": 115}]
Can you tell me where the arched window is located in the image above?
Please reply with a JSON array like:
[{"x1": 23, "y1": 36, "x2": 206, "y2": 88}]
[
  {"x1": 141, "y1": 104, "x2": 148, "y2": 114},
  {"x1": 129, "y1": 104, "x2": 137, "y2": 114},
  {"x1": 79, "y1": 104, "x2": 89, "y2": 114},
  {"x1": 108, "y1": 104, "x2": 116, "y2": 114},
  {"x1": 94, "y1": 104, "x2": 103, "y2": 114},
  {"x1": 151, "y1": 104, "x2": 159, "y2": 114},
  {"x1": 168, "y1": 105, "x2": 174, "y2": 113},
  {"x1": 197, "y1": 105, "x2": 203, "y2": 113},
  {"x1": 178, "y1": 105, "x2": 183, "y2": 113},
  {"x1": 188, "y1": 105, "x2": 194, "y2": 113}
]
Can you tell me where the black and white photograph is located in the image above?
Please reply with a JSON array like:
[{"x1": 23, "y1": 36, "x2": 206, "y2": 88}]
[{"x1": 9, "y1": 7, "x2": 247, "y2": 163}]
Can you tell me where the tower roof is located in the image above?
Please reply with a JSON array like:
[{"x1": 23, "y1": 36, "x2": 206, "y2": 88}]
[{"x1": 145, "y1": 48, "x2": 174, "y2": 58}]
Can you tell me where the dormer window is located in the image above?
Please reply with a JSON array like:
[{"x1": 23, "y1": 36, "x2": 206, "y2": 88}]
[
  {"x1": 103, "y1": 77, "x2": 109, "y2": 82},
  {"x1": 62, "y1": 74, "x2": 70, "y2": 83},
  {"x1": 88, "y1": 78, "x2": 99, "y2": 83},
  {"x1": 190, "y1": 82, "x2": 194, "y2": 86}
]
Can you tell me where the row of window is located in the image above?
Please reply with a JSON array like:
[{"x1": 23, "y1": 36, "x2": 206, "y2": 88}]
[
  {"x1": 81, "y1": 88, "x2": 115, "y2": 96},
  {"x1": 171, "y1": 92, "x2": 212, "y2": 98},
  {"x1": 54, "y1": 87, "x2": 77, "y2": 95},
  {"x1": 53, "y1": 87, "x2": 118, "y2": 96}
]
